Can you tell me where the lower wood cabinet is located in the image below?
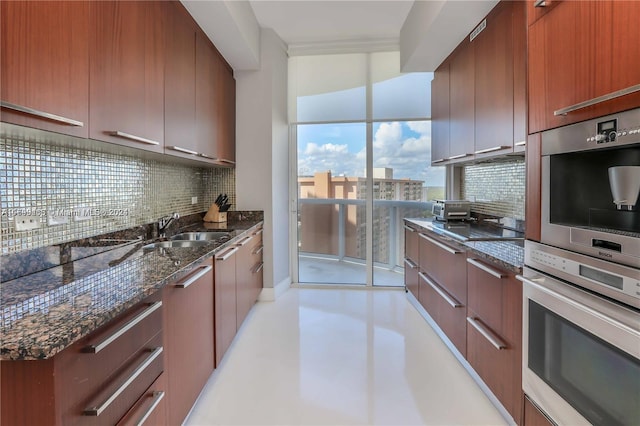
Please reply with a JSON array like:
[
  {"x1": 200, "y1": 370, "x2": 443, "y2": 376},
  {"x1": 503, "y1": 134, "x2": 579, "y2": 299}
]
[
  {"x1": 418, "y1": 270, "x2": 467, "y2": 356},
  {"x1": 236, "y1": 227, "x2": 263, "y2": 327},
  {"x1": 1, "y1": 292, "x2": 164, "y2": 426},
  {"x1": 524, "y1": 395, "x2": 554, "y2": 426},
  {"x1": 163, "y1": 259, "x2": 214, "y2": 426},
  {"x1": 466, "y1": 256, "x2": 523, "y2": 424},
  {"x1": 214, "y1": 244, "x2": 239, "y2": 366},
  {"x1": 117, "y1": 373, "x2": 167, "y2": 426}
]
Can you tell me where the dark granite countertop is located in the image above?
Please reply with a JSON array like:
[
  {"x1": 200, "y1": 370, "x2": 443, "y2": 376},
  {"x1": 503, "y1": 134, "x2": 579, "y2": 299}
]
[
  {"x1": 404, "y1": 218, "x2": 524, "y2": 273},
  {"x1": 0, "y1": 212, "x2": 263, "y2": 361}
]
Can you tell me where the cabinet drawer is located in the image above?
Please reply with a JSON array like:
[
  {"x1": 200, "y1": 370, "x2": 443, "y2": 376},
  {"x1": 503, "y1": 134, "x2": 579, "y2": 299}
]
[
  {"x1": 117, "y1": 372, "x2": 166, "y2": 426},
  {"x1": 404, "y1": 258, "x2": 419, "y2": 299},
  {"x1": 419, "y1": 271, "x2": 466, "y2": 356},
  {"x1": 404, "y1": 225, "x2": 419, "y2": 264},
  {"x1": 466, "y1": 314, "x2": 521, "y2": 423},
  {"x1": 466, "y1": 258, "x2": 508, "y2": 337},
  {"x1": 418, "y1": 232, "x2": 467, "y2": 304}
]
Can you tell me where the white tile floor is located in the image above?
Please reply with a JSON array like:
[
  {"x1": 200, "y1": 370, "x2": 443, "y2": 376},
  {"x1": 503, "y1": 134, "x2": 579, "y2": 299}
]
[{"x1": 186, "y1": 288, "x2": 508, "y2": 426}]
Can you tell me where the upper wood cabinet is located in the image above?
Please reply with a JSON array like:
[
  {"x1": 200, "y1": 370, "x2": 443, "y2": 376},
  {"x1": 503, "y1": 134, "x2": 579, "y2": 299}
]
[
  {"x1": 431, "y1": 64, "x2": 450, "y2": 165},
  {"x1": 448, "y1": 41, "x2": 475, "y2": 161},
  {"x1": 164, "y1": 2, "x2": 198, "y2": 159},
  {"x1": 430, "y1": 1, "x2": 526, "y2": 164},
  {"x1": 0, "y1": 1, "x2": 89, "y2": 138},
  {"x1": 89, "y1": 1, "x2": 165, "y2": 153},
  {"x1": 195, "y1": 32, "x2": 222, "y2": 162},
  {"x1": 218, "y1": 62, "x2": 237, "y2": 165},
  {"x1": 528, "y1": 0, "x2": 640, "y2": 133},
  {"x1": 474, "y1": 2, "x2": 514, "y2": 157}
]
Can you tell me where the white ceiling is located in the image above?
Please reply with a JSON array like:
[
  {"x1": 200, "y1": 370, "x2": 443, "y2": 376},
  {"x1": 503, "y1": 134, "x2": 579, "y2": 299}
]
[
  {"x1": 184, "y1": 0, "x2": 499, "y2": 71},
  {"x1": 249, "y1": 1, "x2": 414, "y2": 53}
]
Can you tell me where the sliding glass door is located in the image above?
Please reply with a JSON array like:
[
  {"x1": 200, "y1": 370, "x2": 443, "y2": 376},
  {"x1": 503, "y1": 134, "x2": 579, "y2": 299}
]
[{"x1": 290, "y1": 52, "x2": 443, "y2": 286}]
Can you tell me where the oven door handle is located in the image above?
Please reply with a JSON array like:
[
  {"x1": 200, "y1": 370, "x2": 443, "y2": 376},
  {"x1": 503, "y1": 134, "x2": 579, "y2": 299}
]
[{"x1": 517, "y1": 275, "x2": 640, "y2": 338}]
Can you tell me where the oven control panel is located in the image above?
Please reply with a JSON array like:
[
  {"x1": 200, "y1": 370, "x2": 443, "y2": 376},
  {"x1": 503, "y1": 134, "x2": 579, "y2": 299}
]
[{"x1": 525, "y1": 240, "x2": 640, "y2": 309}]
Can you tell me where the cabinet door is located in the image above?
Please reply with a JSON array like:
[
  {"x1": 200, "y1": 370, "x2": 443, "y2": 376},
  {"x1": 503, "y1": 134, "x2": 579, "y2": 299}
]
[
  {"x1": 0, "y1": 1, "x2": 89, "y2": 138},
  {"x1": 431, "y1": 63, "x2": 450, "y2": 165},
  {"x1": 196, "y1": 32, "x2": 221, "y2": 162},
  {"x1": 528, "y1": 1, "x2": 640, "y2": 133},
  {"x1": 236, "y1": 234, "x2": 256, "y2": 328},
  {"x1": 163, "y1": 261, "x2": 214, "y2": 426},
  {"x1": 466, "y1": 257, "x2": 523, "y2": 425},
  {"x1": 217, "y1": 62, "x2": 236, "y2": 166},
  {"x1": 215, "y1": 246, "x2": 238, "y2": 366},
  {"x1": 448, "y1": 41, "x2": 475, "y2": 161},
  {"x1": 525, "y1": 133, "x2": 542, "y2": 241},
  {"x1": 89, "y1": 1, "x2": 165, "y2": 152},
  {"x1": 474, "y1": 2, "x2": 514, "y2": 157},
  {"x1": 512, "y1": 1, "x2": 527, "y2": 151},
  {"x1": 164, "y1": 2, "x2": 198, "y2": 159}
]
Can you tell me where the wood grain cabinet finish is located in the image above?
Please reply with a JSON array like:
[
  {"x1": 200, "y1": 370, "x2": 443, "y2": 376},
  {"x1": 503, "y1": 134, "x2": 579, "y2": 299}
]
[
  {"x1": 525, "y1": 133, "x2": 542, "y2": 241},
  {"x1": 417, "y1": 232, "x2": 468, "y2": 355},
  {"x1": 430, "y1": 63, "x2": 450, "y2": 165},
  {"x1": 236, "y1": 228, "x2": 263, "y2": 328},
  {"x1": 195, "y1": 31, "x2": 222, "y2": 162},
  {"x1": 0, "y1": 1, "x2": 89, "y2": 138},
  {"x1": 218, "y1": 63, "x2": 237, "y2": 166},
  {"x1": 528, "y1": 0, "x2": 640, "y2": 133},
  {"x1": 117, "y1": 373, "x2": 167, "y2": 426},
  {"x1": 1, "y1": 292, "x2": 163, "y2": 426},
  {"x1": 524, "y1": 395, "x2": 555, "y2": 426},
  {"x1": 404, "y1": 225, "x2": 420, "y2": 298},
  {"x1": 89, "y1": 1, "x2": 165, "y2": 153},
  {"x1": 448, "y1": 41, "x2": 475, "y2": 161},
  {"x1": 215, "y1": 244, "x2": 239, "y2": 366},
  {"x1": 163, "y1": 260, "x2": 214, "y2": 426},
  {"x1": 466, "y1": 256, "x2": 523, "y2": 425},
  {"x1": 164, "y1": 2, "x2": 198, "y2": 159}
]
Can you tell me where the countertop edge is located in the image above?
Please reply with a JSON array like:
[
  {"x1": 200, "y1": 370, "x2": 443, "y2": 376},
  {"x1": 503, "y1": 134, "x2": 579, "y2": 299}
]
[{"x1": 0, "y1": 221, "x2": 264, "y2": 361}]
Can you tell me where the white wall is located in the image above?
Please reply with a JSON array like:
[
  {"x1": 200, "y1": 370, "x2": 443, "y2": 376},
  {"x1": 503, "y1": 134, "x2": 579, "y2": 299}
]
[{"x1": 236, "y1": 28, "x2": 290, "y2": 297}]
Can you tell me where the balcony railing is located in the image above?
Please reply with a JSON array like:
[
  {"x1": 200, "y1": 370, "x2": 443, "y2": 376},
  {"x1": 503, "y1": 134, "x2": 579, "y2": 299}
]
[{"x1": 298, "y1": 198, "x2": 434, "y2": 282}]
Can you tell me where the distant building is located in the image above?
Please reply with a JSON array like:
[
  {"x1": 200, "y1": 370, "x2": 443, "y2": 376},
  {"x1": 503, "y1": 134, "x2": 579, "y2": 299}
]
[{"x1": 298, "y1": 170, "x2": 425, "y2": 264}]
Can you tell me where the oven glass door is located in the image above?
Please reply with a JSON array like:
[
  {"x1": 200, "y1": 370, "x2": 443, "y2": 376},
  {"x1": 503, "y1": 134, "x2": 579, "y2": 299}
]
[{"x1": 528, "y1": 299, "x2": 640, "y2": 426}]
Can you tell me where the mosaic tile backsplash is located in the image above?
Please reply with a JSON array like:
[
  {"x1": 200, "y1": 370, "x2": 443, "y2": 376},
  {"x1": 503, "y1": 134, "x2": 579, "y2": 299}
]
[
  {"x1": 0, "y1": 132, "x2": 235, "y2": 254},
  {"x1": 460, "y1": 158, "x2": 525, "y2": 220}
]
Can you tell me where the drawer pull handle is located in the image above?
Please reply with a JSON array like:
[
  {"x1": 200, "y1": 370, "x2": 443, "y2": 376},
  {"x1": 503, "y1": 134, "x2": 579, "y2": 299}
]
[
  {"x1": 404, "y1": 258, "x2": 418, "y2": 269},
  {"x1": 253, "y1": 262, "x2": 264, "y2": 274},
  {"x1": 84, "y1": 301, "x2": 162, "y2": 354},
  {"x1": 403, "y1": 225, "x2": 416, "y2": 232},
  {"x1": 216, "y1": 246, "x2": 239, "y2": 261},
  {"x1": 467, "y1": 258, "x2": 506, "y2": 279},
  {"x1": 135, "y1": 391, "x2": 165, "y2": 426},
  {"x1": 474, "y1": 145, "x2": 510, "y2": 154},
  {"x1": 252, "y1": 228, "x2": 263, "y2": 237},
  {"x1": 176, "y1": 265, "x2": 212, "y2": 289},
  {"x1": 167, "y1": 145, "x2": 198, "y2": 155},
  {"x1": 514, "y1": 141, "x2": 526, "y2": 147},
  {"x1": 218, "y1": 158, "x2": 236, "y2": 165},
  {"x1": 467, "y1": 317, "x2": 507, "y2": 350},
  {"x1": 238, "y1": 236, "x2": 253, "y2": 246},
  {"x1": 84, "y1": 347, "x2": 163, "y2": 416},
  {"x1": 419, "y1": 233, "x2": 462, "y2": 255},
  {"x1": 554, "y1": 84, "x2": 640, "y2": 116},
  {"x1": 432, "y1": 158, "x2": 446, "y2": 164},
  {"x1": 109, "y1": 131, "x2": 159, "y2": 146},
  {"x1": 0, "y1": 101, "x2": 85, "y2": 126},
  {"x1": 419, "y1": 272, "x2": 462, "y2": 308},
  {"x1": 252, "y1": 245, "x2": 264, "y2": 255},
  {"x1": 534, "y1": 0, "x2": 546, "y2": 7}
]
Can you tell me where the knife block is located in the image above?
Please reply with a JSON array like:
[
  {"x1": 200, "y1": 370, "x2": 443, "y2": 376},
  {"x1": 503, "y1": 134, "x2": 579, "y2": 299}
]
[{"x1": 204, "y1": 203, "x2": 227, "y2": 223}]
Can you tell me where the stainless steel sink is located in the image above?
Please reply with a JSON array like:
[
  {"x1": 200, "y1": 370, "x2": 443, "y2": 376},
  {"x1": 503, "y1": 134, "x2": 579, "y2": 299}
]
[
  {"x1": 170, "y1": 232, "x2": 230, "y2": 241},
  {"x1": 143, "y1": 240, "x2": 212, "y2": 251}
]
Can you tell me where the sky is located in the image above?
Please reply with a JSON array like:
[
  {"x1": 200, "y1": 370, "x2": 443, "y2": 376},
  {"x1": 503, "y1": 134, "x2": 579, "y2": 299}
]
[{"x1": 297, "y1": 121, "x2": 446, "y2": 187}]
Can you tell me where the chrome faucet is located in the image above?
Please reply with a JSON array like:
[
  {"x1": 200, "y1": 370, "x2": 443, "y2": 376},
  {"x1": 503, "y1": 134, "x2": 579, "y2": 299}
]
[{"x1": 158, "y1": 212, "x2": 180, "y2": 236}]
